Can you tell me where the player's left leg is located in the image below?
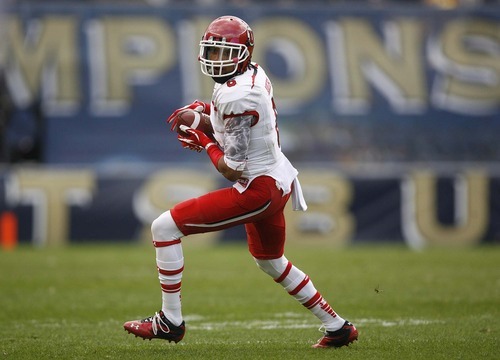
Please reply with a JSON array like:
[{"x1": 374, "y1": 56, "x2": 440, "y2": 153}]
[
  {"x1": 253, "y1": 253, "x2": 358, "y2": 348},
  {"x1": 247, "y1": 212, "x2": 358, "y2": 348}
]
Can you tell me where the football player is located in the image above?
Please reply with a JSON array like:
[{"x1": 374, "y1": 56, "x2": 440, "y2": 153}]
[{"x1": 124, "y1": 15, "x2": 358, "y2": 349}]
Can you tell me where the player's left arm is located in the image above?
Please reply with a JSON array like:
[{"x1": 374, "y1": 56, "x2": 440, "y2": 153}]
[
  {"x1": 179, "y1": 113, "x2": 252, "y2": 182},
  {"x1": 220, "y1": 113, "x2": 252, "y2": 180}
]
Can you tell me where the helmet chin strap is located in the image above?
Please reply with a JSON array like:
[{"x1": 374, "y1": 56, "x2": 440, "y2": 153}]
[
  {"x1": 210, "y1": 58, "x2": 252, "y2": 84},
  {"x1": 212, "y1": 74, "x2": 234, "y2": 84},
  {"x1": 212, "y1": 62, "x2": 252, "y2": 84}
]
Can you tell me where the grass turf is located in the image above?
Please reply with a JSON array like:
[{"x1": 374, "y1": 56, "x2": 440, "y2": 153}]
[{"x1": 0, "y1": 241, "x2": 498, "y2": 359}]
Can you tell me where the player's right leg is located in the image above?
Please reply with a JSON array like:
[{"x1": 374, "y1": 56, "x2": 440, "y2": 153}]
[
  {"x1": 123, "y1": 310, "x2": 186, "y2": 343},
  {"x1": 124, "y1": 181, "x2": 271, "y2": 342},
  {"x1": 123, "y1": 210, "x2": 186, "y2": 342},
  {"x1": 124, "y1": 177, "x2": 291, "y2": 343}
]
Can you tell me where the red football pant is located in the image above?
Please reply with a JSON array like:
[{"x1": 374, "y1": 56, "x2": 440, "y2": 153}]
[{"x1": 170, "y1": 176, "x2": 291, "y2": 259}]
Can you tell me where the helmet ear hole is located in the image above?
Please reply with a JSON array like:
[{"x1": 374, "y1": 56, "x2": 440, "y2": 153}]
[{"x1": 246, "y1": 29, "x2": 254, "y2": 48}]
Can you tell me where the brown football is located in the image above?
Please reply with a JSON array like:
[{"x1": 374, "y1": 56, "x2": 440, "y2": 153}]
[{"x1": 174, "y1": 109, "x2": 214, "y2": 139}]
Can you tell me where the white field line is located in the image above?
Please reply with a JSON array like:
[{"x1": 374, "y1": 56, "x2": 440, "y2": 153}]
[
  {"x1": 184, "y1": 313, "x2": 443, "y2": 331},
  {"x1": 25, "y1": 313, "x2": 442, "y2": 330}
]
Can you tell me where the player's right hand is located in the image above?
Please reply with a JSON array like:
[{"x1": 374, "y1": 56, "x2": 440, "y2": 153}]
[{"x1": 167, "y1": 100, "x2": 210, "y2": 131}]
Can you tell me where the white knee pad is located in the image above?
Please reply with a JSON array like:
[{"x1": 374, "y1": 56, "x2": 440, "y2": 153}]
[
  {"x1": 254, "y1": 256, "x2": 289, "y2": 279},
  {"x1": 151, "y1": 210, "x2": 184, "y2": 241}
]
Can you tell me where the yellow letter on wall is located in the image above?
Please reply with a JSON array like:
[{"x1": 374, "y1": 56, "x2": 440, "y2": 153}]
[
  {"x1": 6, "y1": 16, "x2": 80, "y2": 114},
  {"x1": 133, "y1": 168, "x2": 219, "y2": 244},
  {"x1": 402, "y1": 170, "x2": 489, "y2": 249},
  {"x1": 6, "y1": 169, "x2": 95, "y2": 246},
  {"x1": 87, "y1": 16, "x2": 175, "y2": 115},
  {"x1": 285, "y1": 170, "x2": 354, "y2": 247}
]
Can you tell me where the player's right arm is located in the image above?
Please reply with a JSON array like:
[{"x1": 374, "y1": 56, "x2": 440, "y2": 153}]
[{"x1": 166, "y1": 100, "x2": 210, "y2": 131}]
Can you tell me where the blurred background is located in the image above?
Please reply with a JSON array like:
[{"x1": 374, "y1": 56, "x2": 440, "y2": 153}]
[{"x1": 0, "y1": 0, "x2": 499, "y2": 248}]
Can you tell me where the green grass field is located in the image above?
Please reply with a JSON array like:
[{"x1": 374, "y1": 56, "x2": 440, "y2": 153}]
[{"x1": 0, "y1": 241, "x2": 498, "y2": 359}]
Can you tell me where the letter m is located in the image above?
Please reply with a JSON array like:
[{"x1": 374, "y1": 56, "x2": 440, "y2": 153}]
[{"x1": 5, "y1": 16, "x2": 80, "y2": 115}]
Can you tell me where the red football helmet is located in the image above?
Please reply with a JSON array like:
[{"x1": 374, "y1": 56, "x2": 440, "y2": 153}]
[{"x1": 199, "y1": 16, "x2": 254, "y2": 79}]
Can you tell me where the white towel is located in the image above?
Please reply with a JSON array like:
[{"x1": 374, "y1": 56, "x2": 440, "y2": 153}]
[{"x1": 291, "y1": 177, "x2": 307, "y2": 211}]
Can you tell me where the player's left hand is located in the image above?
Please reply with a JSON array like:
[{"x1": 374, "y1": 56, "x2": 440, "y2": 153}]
[
  {"x1": 178, "y1": 126, "x2": 214, "y2": 152},
  {"x1": 178, "y1": 134, "x2": 204, "y2": 152}
]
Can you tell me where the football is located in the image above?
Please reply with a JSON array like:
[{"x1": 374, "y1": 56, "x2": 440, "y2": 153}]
[{"x1": 173, "y1": 109, "x2": 214, "y2": 139}]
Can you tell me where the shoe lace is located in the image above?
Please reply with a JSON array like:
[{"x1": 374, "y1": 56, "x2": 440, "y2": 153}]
[{"x1": 146, "y1": 312, "x2": 171, "y2": 336}]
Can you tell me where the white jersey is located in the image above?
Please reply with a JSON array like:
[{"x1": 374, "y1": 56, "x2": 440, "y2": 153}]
[{"x1": 209, "y1": 64, "x2": 298, "y2": 196}]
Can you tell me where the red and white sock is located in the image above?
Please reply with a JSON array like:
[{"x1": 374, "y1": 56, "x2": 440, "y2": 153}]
[
  {"x1": 151, "y1": 211, "x2": 185, "y2": 326},
  {"x1": 255, "y1": 256, "x2": 345, "y2": 332}
]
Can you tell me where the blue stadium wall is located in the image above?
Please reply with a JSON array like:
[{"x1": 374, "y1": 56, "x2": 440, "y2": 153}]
[
  {"x1": 0, "y1": 164, "x2": 499, "y2": 247},
  {"x1": 1, "y1": 3, "x2": 499, "y2": 247}
]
